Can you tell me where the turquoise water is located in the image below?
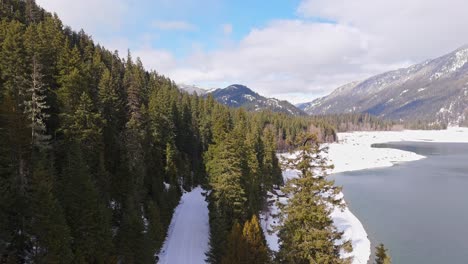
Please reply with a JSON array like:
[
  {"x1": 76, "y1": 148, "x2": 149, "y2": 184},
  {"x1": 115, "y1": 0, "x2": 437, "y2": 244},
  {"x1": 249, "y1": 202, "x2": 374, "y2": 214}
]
[{"x1": 333, "y1": 142, "x2": 468, "y2": 264}]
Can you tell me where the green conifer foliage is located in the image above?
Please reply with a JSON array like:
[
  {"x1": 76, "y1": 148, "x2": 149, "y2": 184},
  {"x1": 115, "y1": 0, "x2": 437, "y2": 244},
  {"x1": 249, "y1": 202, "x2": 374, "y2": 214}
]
[
  {"x1": 59, "y1": 144, "x2": 113, "y2": 263},
  {"x1": 28, "y1": 158, "x2": 73, "y2": 263},
  {"x1": 375, "y1": 244, "x2": 391, "y2": 264},
  {"x1": 0, "y1": 2, "x2": 342, "y2": 262},
  {"x1": 221, "y1": 222, "x2": 248, "y2": 264},
  {"x1": 277, "y1": 133, "x2": 352, "y2": 264},
  {"x1": 242, "y1": 215, "x2": 269, "y2": 264}
]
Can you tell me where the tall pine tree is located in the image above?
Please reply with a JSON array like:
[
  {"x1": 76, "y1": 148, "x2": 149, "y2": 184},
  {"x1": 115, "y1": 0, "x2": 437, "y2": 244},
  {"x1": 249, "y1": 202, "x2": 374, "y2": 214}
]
[{"x1": 277, "y1": 133, "x2": 351, "y2": 264}]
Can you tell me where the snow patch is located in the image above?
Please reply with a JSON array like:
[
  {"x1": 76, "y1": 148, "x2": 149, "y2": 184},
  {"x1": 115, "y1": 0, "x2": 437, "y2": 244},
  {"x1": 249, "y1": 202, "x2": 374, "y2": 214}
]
[
  {"x1": 431, "y1": 48, "x2": 468, "y2": 80},
  {"x1": 243, "y1": 94, "x2": 256, "y2": 101}
]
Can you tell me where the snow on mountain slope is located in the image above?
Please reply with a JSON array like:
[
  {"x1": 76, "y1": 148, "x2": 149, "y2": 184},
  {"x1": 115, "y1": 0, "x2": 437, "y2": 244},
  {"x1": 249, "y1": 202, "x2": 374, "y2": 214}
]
[
  {"x1": 209, "y1": 84, "x2": 305, "y2": 115},
  {"x1": 177, "y1": 84, "x2": 208, "y2": 95},
  {"x1": 158, "y1": 187, "x2": 209, "y2": 264},
  {"x1": 299, "y1": 46, "x2": 468, "y2": 125}
]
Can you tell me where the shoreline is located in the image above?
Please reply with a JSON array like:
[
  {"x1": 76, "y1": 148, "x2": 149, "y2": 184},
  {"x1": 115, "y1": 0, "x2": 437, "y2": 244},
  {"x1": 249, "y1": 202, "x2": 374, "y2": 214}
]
[
  {"x1": 327, "y1": 126, "x2": 468, "y2": 264},
  {"x1": 261, "y1": 127, "x2": 468, "y2": 264}
]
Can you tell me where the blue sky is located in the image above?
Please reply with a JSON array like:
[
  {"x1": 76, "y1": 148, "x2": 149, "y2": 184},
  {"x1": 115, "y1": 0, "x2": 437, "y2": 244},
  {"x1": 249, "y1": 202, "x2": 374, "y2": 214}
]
[
  {"x1": 100, "y1": 0, "x2": 303, "y2": 57},
  {"x1": 37, "y1": 0, "x2": 468, "y2": 103}
]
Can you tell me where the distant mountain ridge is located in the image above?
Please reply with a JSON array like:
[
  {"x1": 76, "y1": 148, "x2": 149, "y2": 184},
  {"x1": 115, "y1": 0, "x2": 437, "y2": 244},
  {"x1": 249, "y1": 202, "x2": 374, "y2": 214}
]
[
  {"x1": 179, "y1": 84, "x2": 305, "y2": 116},
  {"x1": 177, "y1": 84, "x2": 209, "y2": 95},
  {"x1": 299, "y1": 46, "x2": 468, "y2": 125}
]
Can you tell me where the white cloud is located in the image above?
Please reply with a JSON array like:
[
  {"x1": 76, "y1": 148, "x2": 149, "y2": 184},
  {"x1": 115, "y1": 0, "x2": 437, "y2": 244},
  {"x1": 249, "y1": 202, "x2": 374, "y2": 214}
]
[
  {"x1": 145, "y1": 20, "x2": 383, "y2": 103},
  {"x1": 36, "y1": 0, "x2": 127, "y2": 36},
  {"x1": 152, "y1": 20, "x2": 197, "y2": 31},
  {"x1": 161, "y1": 0, "x2": 468, "y2": 103},
  {"x1": 297, "y1": 0, "x2": 468, "y2": 63},
  {"x1": 134, "y1": 47, "x2": 177, "y2": 74},
  {"x1": 36, "y1": 0, "x2": 468, "y2": 103}
]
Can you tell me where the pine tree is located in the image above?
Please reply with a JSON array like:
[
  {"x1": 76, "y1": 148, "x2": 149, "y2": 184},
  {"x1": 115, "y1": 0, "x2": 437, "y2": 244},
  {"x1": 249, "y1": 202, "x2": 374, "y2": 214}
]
[
  {"x1": 0, "y1": 20, "x2": 31, "y2": 260},
  {"x1": 205, "y1": 132, "x2": 247, "y2": 221},
  {"x1": 61, "y1": 92, "x2": 104, "y2": 145},
  {"x1": 116, "y1": 195, "x2": 154, "y2": 263},
  {"x1": 28, "y1": 157, "x2": 73, "y2": 263},
  {"x1": 23, "y1": 56, "x2": 50, "y2": 149},
  {"x1": 145, "y1": 200, "x2": 164, "y2": 250},
  {"x1": 0, "y1": 20, "x2": 28, "y2": 97},
  {"x1": 220, "y1": 216, "x2": 269, "y2": 264},
  {"x1": 57, "y1": 45, "x2": 85, "y2": 111},
  {"x1": 245, "y1": 130, "x2": 262, "y2": 214},
  {"x1": 205, "y1": 132, "x2": 247, "y2": 263},
  {"x1": 242, "y1": 215, "x2": 269, "y2": 264},
  {"x1": 277, "y1": 133, "x2": 351, "y2": 264},
  {"x1": 262, "y1": 125, "x2": 282, "y2": 190},
  {"x1": 59, "y1": 144, "x2": 113, "y2": 263},
  {"x1": 375, "y1": 244, "x2": 391, "y2": 264},
  {"x1": 220, "y1": 222, "x2": 248, "y2": 264}
]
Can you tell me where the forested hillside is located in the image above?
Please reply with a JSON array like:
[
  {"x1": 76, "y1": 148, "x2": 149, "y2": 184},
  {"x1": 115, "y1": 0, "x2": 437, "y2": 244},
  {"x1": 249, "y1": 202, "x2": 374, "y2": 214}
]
[
  {"x1": 0, "y1": 1, "x2": 339, "y2": 262},
  {"x1": 309, "y1": 113, "x2": 448, "y2": 132}
]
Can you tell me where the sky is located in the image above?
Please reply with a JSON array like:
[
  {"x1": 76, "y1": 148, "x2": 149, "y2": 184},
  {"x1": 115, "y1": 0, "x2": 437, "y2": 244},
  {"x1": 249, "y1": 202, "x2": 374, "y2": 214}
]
[{"x1": 35, "y1": 0, "x2": 468, "y2": 104}]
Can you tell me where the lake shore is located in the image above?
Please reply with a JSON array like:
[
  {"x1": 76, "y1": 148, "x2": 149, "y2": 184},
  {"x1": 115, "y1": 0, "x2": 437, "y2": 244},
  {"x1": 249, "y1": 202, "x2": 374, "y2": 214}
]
[
  {"x1": 327, "y1": 126, "x2": 468, "y2": 264},
  {"x1": 261, "y1": 127, "x2": 468, "y2": 264}
]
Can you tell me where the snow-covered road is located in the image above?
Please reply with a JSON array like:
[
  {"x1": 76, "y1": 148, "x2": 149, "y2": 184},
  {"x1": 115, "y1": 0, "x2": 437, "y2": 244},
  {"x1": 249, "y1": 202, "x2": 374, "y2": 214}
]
[
  {"x1": 157, "y1": 187, "x2": 209, "y2": 264},
  {"x1": 157, "y1": 127, "x2": 468, "y2": 264}
]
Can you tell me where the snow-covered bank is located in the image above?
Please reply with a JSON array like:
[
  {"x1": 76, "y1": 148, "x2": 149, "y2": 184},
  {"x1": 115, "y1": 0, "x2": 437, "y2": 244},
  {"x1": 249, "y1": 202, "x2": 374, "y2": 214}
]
[
  {"x1": 260, "y1": 168, "x2": 371, "y2": 264},
  {"x1": 261, "y1": 127, "x2": 468, "y2": 264},
  {"x1": 327, "y1": 126, "x2": 468, "y2": 263},
  {"x1": 329, "y1": 127, "x2": 468, "y2": 174},
  {"x1": 158, "y1": 187, "x2": 209, "y2": 264}
]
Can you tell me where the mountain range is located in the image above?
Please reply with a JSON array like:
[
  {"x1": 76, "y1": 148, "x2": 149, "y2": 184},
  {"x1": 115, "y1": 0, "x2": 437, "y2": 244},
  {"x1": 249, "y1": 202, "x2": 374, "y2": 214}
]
[
  {"x1": 178, "y1": 84, "x2": 305, "y2": 116},
  {"x1": 298, "y1": 46, "x2": 468, "y2": 125}
]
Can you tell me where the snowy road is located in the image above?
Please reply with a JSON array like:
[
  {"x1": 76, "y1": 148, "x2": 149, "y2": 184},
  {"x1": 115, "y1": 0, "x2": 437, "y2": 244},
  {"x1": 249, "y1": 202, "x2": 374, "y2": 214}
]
[{"x1": 158, "y1": 187, "x2": 209, "y2": 264}]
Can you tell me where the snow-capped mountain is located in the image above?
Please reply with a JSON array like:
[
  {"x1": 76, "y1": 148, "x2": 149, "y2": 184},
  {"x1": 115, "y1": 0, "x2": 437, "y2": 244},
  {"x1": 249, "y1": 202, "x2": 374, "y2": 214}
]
[
  {"x1": 299, "y1": 46, "x2": 468, "y2": 125},
  {"x1": 177, "y1": 84, "x2": 209, "y2": 95},
  {"x1": 209, "y1": 84, "x2": 305, "y2": 115}
]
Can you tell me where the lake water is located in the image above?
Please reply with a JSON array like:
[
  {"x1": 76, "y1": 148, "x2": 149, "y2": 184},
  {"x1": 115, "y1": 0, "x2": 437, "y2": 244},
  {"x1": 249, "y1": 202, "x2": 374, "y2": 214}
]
[{"x1": 333, "y1": 142, "x2": 468, "y2": 264}]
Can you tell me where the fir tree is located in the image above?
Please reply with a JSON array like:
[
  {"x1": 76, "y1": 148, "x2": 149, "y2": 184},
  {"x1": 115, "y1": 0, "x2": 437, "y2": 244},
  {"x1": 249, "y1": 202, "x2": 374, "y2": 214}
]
[
  {"x1": 61, "y1": 92, "x2": 104, "y2": 145},
  {"x1": 23, "y1": 56, "x2": 50, "y2": 149},
  {"x1": 205, "y1": 132, "x2": 247, "y2": 263},
  {"x1": 375, "y1": 244, "x2": 391, "y2": 264},
  {"x1": 245, "y1": 130, "x2": 263, "y2": 214},
  {"x1": 242, "y1": 215, "x2": 269, "y2": 264},
  {"x1": 205, "y1": 132, "x2": 247, "y2": 221},
  {"x1": 262, "y1": 125, "x2": 282, "y2": 189},
  {"x1": 57, "y1": 45, "x2": 85, "y2": 111},
  {"x1": 145, "y1": 200, "x2": 165, "y2": 250},
  {"x1": 277, "y1": 133, "x2": 351, "y2": 264},
  {"x1": 28, "y1": 157, "x2": 73, "y2": 263},
  {"x1": 116, "y1": 196, "x2": 154, "y2": 263},
  {"x1": 220, "y1": 222, "x2": 248, "y2": 264},
  {"x1": 59, "y1": 144, "x2": 113, "y2": 263}
]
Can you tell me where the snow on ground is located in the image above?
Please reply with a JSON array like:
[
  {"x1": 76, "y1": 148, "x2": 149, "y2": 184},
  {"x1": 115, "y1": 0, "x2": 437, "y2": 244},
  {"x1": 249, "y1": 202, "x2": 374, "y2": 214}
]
[
  {"x1": 260, "y1": 168, "x2": 371, "y2": 264},
  {"x1": 261, "y1": 127, "x2": 468, "y2": 264},
  {"x1": 329, "y1": 126, "x2": 468, "y2": 174},
  {"x1": 158, "y1": 187, "x2": 209, "y2": 264}
]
